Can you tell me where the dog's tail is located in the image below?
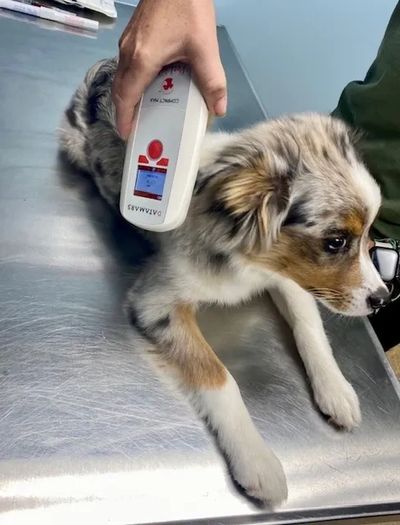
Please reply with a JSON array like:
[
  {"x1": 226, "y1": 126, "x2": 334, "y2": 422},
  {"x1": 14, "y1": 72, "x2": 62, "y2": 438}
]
[{"x1": 58, "y1": 58, "x2": 116, "y2": 172}]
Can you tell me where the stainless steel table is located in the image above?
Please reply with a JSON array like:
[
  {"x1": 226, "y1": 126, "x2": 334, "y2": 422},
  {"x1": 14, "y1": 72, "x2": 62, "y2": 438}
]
[{"x1": 0, "y1": 5, "x2": 399, "y2": 524}]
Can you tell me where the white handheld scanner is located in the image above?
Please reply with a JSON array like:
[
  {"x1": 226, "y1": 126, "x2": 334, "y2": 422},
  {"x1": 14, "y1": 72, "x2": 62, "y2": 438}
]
[{"x1": 120, "y1": 63, "x2": 208, "y2": 232}]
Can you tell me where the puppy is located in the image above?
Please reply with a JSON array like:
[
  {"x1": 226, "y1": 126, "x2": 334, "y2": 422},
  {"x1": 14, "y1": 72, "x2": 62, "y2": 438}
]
[{"x1": 59, "y1": 58, "x2": 390, "y2": 505}]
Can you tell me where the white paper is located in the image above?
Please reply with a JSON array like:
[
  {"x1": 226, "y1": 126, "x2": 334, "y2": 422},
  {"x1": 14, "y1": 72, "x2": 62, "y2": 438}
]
[{"x1": 53, "y1": 0, "x2": 117, "y2": 19}]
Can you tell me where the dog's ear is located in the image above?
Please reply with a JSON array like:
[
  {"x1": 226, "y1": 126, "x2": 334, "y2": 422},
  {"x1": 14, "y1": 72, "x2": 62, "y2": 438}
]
[{"x1": 203, "y1": 147, "x2": 296, "y2": 253}]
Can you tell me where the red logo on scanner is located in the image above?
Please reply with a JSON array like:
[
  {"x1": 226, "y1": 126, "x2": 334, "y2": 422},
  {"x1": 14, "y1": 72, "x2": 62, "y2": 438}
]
[
  {"x1": 162, "y1": 77, "x2": 174, "y2": 92},
  {"x1": 137, "y1": 139, "x2": 169, "y2": 168}
]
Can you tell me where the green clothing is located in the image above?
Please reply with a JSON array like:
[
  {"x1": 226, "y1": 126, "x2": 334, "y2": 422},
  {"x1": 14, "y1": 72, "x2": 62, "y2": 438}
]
[{"x1": 332, "y1": 2, "x2": 400, "y2": 240}]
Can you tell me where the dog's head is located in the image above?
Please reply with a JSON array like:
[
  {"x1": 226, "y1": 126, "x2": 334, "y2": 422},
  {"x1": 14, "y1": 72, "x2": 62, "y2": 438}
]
[{"x1": 200, "y1": 114, "x2": 389, "y2": 316}]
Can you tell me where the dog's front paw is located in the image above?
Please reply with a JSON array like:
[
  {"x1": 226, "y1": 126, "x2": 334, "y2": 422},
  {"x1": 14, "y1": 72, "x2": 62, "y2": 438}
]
[
  {"x1": 230, "y1": 443, "x2": 288, "y2": 505},
  {"x1": 313, "y1": 374, "x2": 361, "y2": 430}
]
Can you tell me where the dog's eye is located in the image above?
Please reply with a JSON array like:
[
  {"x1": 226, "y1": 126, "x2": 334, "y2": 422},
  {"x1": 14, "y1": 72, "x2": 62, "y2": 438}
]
[{"x1": 324, "y1": 236, "x2": 347, "y2": 254}]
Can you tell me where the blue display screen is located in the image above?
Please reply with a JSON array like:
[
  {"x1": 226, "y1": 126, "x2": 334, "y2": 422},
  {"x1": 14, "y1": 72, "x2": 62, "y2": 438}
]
[{"x1": 134, "y1": 166, "x2": 167, "y2": 201}]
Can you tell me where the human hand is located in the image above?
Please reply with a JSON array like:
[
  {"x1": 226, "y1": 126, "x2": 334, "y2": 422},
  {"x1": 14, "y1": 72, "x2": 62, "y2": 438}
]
[{"x1": 112, "y1": 0, "x2": 227, "y2": 140}]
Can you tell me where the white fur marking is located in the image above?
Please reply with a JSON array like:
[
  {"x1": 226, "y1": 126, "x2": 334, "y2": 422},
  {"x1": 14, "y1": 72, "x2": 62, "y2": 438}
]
[
  {"x1": 190, "y1": 374, "x2": 288, "y2": 504},
  {"x1": 348, "y1": 249, "x2": 388, "y2": 316},
  {"x1": 176, "y1": 256, "x2": 270, "y2": 305},
  {"x1": 351, "y1": 164, "x2": 381, "y2": 223},
  {"x1": 269, "y1": 276, "x2": 361, "y2": 430}
]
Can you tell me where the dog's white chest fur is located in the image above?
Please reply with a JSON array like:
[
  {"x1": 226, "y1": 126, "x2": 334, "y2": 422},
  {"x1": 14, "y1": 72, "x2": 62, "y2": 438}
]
[{"x1": 177, "y1": 256, "x2": 270, "y2": 305}]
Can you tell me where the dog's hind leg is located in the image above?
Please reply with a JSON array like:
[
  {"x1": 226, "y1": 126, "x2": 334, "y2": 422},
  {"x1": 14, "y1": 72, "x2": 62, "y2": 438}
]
[
  {"x1": 269, "y1": 276, "x2": 361, "y2": 430},
  {"x1": 126, "y1": 282, "x2": 287, "y2": 505}
]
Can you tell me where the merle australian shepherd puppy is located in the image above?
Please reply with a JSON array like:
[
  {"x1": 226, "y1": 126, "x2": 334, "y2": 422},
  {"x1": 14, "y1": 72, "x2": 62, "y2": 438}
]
[{"x1": 59, "y1": 58, "x2": 389, "y2": 505}]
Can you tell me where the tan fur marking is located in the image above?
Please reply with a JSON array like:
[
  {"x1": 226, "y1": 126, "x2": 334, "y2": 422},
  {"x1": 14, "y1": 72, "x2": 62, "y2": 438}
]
[
  {"x1": 168, "y1": 304, "x2": 227, "y2": 389},
  {"x1": 343, "y1": 210, "x2": 365, "y2": 236},
  {"x1": 248, "y1": 231, "x2": 362, "y2": 312},
  {"x1": 217, "y1": 167, "x2": 271, "y2": 216},
  {"x1": 214, "y1": 164, "x2": 274, "y2": 251}
]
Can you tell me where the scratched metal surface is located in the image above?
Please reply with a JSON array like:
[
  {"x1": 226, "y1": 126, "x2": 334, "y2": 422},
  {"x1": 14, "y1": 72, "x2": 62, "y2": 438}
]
[{"x1": 0, "y1": 5, "x2": 400, "y2": 524}]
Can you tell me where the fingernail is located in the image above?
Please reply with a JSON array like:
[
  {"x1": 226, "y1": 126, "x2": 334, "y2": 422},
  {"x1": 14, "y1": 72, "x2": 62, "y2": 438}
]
[{"x1": 214, "y1": 96, "x2": 227, "y2": 116}]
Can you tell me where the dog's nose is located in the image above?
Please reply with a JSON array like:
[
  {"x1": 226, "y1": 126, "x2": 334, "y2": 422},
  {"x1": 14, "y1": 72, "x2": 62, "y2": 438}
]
[{"x1": 367, "y1": 287, "x2": 391, "y2": 310}]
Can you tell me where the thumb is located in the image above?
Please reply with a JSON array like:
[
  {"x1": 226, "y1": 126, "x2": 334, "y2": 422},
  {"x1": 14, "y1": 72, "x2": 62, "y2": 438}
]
[{"x1": 191, "y1": 48, "x2": 227, "y2": 117}]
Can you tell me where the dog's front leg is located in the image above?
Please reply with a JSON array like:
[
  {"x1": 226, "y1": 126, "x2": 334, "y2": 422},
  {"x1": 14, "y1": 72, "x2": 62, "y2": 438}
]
[
  {"x1": 269, "y1": 277, "x2": 361, "y2": 430},
  {"x1": 127, "y1": 295, "x2": 287, "y2": 504}
]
